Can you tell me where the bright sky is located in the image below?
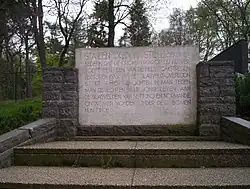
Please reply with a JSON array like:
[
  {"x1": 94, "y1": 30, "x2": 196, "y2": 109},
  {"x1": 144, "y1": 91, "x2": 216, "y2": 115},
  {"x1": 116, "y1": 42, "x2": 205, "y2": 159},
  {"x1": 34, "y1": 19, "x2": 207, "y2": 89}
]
[
  {"x1": 153, "y1": 0, "x2": 199, "y2": 32},
  {"x1": 113, "y1": 0, "x2": 199, "y2": 42},
  {"x1": 170, "y1": 0, "x2": 198, "y2": 10},
  {"x1": 44, "y1": 0, "x2": 199, "y2": 43}
]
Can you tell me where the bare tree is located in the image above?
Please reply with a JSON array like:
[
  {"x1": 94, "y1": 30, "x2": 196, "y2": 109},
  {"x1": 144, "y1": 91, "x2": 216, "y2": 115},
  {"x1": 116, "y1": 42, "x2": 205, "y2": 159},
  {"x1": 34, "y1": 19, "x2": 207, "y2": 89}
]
[
  {"x1": 52, "y1": 0, "x2": 88, "y2": 66},
  {"x1": 21, "y1": 0, "x2": 47, "y2": 69}
]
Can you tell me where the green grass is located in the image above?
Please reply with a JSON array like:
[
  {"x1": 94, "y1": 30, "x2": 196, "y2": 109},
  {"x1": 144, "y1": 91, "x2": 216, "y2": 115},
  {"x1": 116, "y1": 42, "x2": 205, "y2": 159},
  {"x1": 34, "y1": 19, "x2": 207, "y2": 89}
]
[
  {"x1": 0, "y1": 98, "x2": 42, "y2": 135},
  {"x1": 0, "y1": 98, "x2": 41, "y2": 116}
]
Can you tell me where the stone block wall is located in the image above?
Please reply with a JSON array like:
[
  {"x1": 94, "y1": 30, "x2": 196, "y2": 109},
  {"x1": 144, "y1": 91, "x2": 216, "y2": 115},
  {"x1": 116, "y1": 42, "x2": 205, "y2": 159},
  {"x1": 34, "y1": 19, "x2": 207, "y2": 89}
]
[
  {"x1": 43, "y1": 68, "x2": 79, "y2": 138},
  {"x1": 0, "y1": 118, "x2": 56, "y2": 168},
  {"x1": 197, "y1": 61, "x2": 236, "y2": 136},
  {"x1": 221, "y1": 117, "x2": 250, "y2": 145}
]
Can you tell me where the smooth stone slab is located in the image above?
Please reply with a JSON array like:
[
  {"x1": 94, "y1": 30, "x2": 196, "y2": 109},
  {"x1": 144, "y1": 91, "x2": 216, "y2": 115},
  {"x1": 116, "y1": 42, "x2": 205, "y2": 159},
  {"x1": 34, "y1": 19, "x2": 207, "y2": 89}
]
[
  {"x1": 76, "y1": 46, "x2": 199, "y2": 125},
  {"x1": 1, "y1": 167, "x2": 250, "y2": 188},
  {"x1": 15, "y1": 141, "x2": 250, "y2": 155},
  {"x1": 15, "y1": 141, "x2": 137, "y2": 154},
  {"x1": 132, "y1": 168, "x2": 250, "y2": 187},
  {"x1": 0, "y1": 166, "x2": 133, "y2": 186},
  {"x1": 0, "y1": 129, "x2": 30, "y2": 153},
  {"x1": 17, "y1": 141, "x2": 136, "y2": 150},
  {"x1": 135, "y1": 141, "x2": 250, "y2": 150}
]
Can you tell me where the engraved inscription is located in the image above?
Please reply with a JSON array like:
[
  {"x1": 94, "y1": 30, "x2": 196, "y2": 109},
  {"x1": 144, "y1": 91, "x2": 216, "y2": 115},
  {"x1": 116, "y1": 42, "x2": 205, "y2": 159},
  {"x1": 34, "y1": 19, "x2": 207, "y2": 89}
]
[{"x1": 76, "y1": 47, "x2": 199, "y2": 125}]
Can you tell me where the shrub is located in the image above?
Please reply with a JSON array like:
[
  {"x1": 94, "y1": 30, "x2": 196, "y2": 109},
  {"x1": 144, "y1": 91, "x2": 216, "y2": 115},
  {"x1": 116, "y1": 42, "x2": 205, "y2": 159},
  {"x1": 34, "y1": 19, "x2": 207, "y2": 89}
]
[
  {"x1": 0, "y1": 98, "x2": 42, "y2": 135},
  {"x1": 236, "y1": 73, "x2": 250, "y2": 118}
]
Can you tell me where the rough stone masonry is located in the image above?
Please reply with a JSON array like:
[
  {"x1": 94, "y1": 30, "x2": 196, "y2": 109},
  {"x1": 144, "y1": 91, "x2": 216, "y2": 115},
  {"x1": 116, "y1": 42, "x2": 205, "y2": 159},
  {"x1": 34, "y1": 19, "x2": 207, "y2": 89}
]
[
  {"x1": 42, "y1": 47, "x2": 236, "y2": 137},
  {"x1": 197, "y1": 61, "x2": 236, "y2": 136},
  {"x1": 76, "y1": 46, "x2": 199, "y2": 126},
  {"x1": 42, "y1": 68, "x2": 79, "y2": 138}
]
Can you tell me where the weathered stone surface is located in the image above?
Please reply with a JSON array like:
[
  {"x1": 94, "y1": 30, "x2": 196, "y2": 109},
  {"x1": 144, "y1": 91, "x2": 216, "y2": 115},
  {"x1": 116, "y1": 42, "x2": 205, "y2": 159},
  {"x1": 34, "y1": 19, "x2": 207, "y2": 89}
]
[
  {"x1": 42, "y1": 68, "x2": 79, "y2": 138},
  {"x1": 199, "y1": 124, "x2": 220, "y2": 136},
  {"x1": 77, "y1": 125, "x2": 197, "y2": 136},
  {"x1": 42, "y1": 106, "x2": 59, "y2": 118},
  {"x1": 42, "y1": 101, "x2": 58, "y2": 108},
  {"x1": 199, "y1": 87, "x2": 220, "y2": 97},
  {"x1": 14, "y1": 141, "x2": 250, "y2": 168},
  {"x1": 64, "y1": 76, "x2": 78, "y2": 83},
  {"x1": 71, "y1": 136, "x2": 220, "y2": 141},
  {"x1": 199, "y1": 97, "x2": 236, "y2": 104},
  {"x1": 220, "y1": 86, "x2": 236, "y2": 96},
  {"x1": 197, "y1": 61, "x2": 236, "y2": 136},
  {"x1": 76, "y1": 46, "x2": 199, "y2": 125},
  {"x1": 15, "y1": 154, "x2": 136, "y2": 168},
  {"x1": 221, "y1": 117, "x2": 250, "y2": 145},
  {"x1": 63, "y1": 68, "x2": 78, "y2": 77},
  {"x1": 58, "y1": 119, "x2": 77, "y2": 138},
  {"x1": 200, "y1": 103, "x2": 235, "y2": 115},
  {"x1": 59, "y1": 107, "x2": 77, "y2": 118},
  {"x1": 0, "y1": 129, "x2": 30, "y2": 153},
  {"x1": 0, "y1": 118, "x2": 57, "y2": 168},
  {"x1": 133, "y1": 167, "x2": 250, "y2": 187},
  {"x1": 58, "y1": 101, "x2": 76, "y2": 108},
  {"x1": 199, "y1": 77, "x2": 234, "y2": 87},
  {"x1": 197, "y1": 62, "x2": 209, "y2": 77},
  {"x1": 14, "y1": 152, "x2": 250, "y2": 168},
  {"x1": 43, "y1": 72, "x2": 64, "y2": 83},
  {"x1": 0, "y1": 166, "x2": 134, "y2": 187},
  {"x1": 43, "y1": 83, "x2": 62, "y2": 91},
  {"x1": 61, "y1": 91, "x2": 78, "y2": 101},
  {"x1": 20, "y1": 127, "x2": 56, "y2": 146},
  {"x1": 199, "y1": 115, "x2": 221, "y2": 124},
  {"x1": 0, "y1": 149, "x2": 13, "y2": 168},
  {"x1": 209, "y1": 66, "x2": 235, "y2": 78},
  {"x1": 43, "y1": 91, "x2": 60, "y2": 101},
  {"x1": 62, "y1": 83, "x2": 78, "y2": 91},
  {"x1": 19, "y1": 118, "x2": 57, "y2": 138}
]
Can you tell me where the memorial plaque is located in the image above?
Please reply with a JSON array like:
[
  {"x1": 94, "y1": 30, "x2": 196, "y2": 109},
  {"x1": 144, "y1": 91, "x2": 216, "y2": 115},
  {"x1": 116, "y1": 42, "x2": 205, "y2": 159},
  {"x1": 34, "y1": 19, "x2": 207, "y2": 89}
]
[{"x1": 76, "y1": 46, "x2": 199, "y2": 125}]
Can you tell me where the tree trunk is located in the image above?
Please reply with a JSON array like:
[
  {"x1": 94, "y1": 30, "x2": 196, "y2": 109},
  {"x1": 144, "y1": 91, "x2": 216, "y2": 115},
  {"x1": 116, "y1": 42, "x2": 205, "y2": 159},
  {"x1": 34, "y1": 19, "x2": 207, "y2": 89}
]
[
  {"x1": 108, "y1": 0, "x2": 115, "y2": 47},
  {"x1": 25, "y1": 35, "x2": 32, "y2": 98},
  {"x1": 38, "y1": 0, "x2": 46, "y2": 70},
  {"x1": 31, "y1": 0, "x2": 46, "y2": 70},
  {"x1": 58, "y1": 39, "x2": 69, "y2": 67},
  {"x1": 6, "y1": 50, "x2": 14, "y2": 99}
]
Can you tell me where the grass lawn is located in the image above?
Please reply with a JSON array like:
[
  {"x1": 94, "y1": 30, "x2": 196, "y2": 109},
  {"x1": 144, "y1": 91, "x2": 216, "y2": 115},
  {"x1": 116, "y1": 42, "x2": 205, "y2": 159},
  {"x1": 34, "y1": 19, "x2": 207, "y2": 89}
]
[
  {"x1": 0, "y1": 98, "x2": 42, "y2": 135},
  {"x1": 0, "y1": 98, "x2": 41, "y2": 116}
]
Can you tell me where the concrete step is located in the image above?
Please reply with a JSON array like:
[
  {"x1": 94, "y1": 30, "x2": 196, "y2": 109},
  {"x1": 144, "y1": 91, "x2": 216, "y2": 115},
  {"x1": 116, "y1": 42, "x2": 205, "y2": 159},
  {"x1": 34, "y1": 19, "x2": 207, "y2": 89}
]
[
  {"x1": 71, "y1": 135, "x2": 221, "y2": 141},
  {"x1": 0, "y1": 166, "x2": 250, "y2": 189},
  {"x1": 77, "y1": 125, "x2": 198, "y2": 136},
  {"x1": 14, "y1": 141, "x2": 250, "y2": 168}
]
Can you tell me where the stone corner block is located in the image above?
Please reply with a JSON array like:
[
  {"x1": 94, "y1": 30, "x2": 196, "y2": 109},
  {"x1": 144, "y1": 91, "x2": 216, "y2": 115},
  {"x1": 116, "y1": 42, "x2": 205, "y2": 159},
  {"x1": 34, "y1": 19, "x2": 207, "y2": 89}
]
[
  {"x1": 0, "y1": 129, "x2": 30, "y2": 153},
  {"x1": 57, "y1": 119, "x2": 78, "y2": 138},
  {"x1": 19, "y1": 118, "x2": 57, "y2": 138},
  {"x1": 220, "y1": 116, "x2": 250, "y2": 145},
  {"x1": 199, "y1": 124, "x2": 220, "y2": 136},
  {"x1": 207, "y1": 61, "x2": 235, "y2": 67},
  {"x1": 197, "y1": 62, "x2": 209, "y2": 77},
  {"x1": 0, "y1": 148, "x2": 14, "y2": 168}
]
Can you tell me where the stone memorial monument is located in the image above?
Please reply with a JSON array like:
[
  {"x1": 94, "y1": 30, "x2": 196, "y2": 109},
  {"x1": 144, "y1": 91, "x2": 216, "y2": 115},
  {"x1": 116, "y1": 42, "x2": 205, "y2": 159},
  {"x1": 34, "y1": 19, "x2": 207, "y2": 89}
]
[{"x1": 76, "y1": 46, "x2": 199, "y2": 126}]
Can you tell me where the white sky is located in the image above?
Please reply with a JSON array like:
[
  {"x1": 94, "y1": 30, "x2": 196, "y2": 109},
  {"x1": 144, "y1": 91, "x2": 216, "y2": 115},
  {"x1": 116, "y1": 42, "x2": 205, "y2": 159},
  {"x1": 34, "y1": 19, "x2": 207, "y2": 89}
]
[
  {"x1": 153, "y1": 0, "x2": 199, "y2": 32},
  {"x1": 115, "y1": 0, "x2": 199, "y2": 42},
  {"x1": 170, "y1": 0, "x2": 198, "y2": 10},
  {"x1": 44, "y1": 0, "x2": 199, "y2": 43}
]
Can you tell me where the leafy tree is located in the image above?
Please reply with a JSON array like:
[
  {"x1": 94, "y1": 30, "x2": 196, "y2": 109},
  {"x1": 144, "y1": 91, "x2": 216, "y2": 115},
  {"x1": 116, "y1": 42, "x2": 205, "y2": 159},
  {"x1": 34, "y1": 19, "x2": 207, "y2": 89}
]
[
  {"x1": 122, "y1": 0, "x2": 151, "y2": 47},
  {"x1": 152, "y1": 9, "x2": 193, "y2": 46},
  {"x1": 87, "y1": 0, "x2": 132, "y2": 47},
  {"x1": 44, "y1": 21, "x2": 63, "y2": 55},
  {"x1": 86, "y1": 0, "x2": 109, "y2": 47},
  {"x1": 51, "y1": 0, "x2": 88, "y2": 67}
]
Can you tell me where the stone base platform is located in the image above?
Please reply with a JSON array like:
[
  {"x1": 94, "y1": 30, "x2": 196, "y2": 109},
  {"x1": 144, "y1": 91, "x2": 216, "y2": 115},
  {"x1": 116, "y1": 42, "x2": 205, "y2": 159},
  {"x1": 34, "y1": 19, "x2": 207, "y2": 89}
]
[
  {"x1": 0, "y1": 166, "x2": 250, "y2": 189},
  {"x1": 14, "y1": 141, "x2": 250, "y2": 168},
  {"x1": 77, "y1": 124, "x2": 198, "y2": 136}
]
